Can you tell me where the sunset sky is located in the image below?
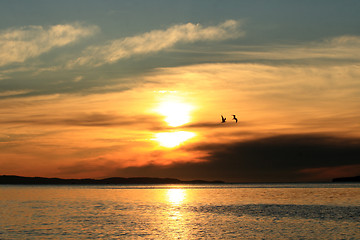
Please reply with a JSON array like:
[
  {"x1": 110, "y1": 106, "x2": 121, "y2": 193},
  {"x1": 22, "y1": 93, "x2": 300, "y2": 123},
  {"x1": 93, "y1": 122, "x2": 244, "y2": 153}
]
[{"x1": 1, "y1": 0, "x2": 360, "y2": 182}]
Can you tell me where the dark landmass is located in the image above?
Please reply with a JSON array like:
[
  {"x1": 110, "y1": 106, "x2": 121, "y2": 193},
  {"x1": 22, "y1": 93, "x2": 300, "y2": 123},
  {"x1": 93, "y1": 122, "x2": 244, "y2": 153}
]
[
  {"x1": 0, "y1": 175, "x2": 225, "y2": 185},
  {"x1": 332, "y1": 175, "x2": 360, "y2": 182}
]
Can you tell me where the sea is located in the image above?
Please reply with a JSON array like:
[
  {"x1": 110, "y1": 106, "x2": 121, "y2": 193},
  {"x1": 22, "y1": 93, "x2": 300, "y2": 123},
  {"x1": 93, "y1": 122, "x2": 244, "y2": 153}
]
[{"x1": 0, "y1": 183, "x2": 359, "y2": 239}]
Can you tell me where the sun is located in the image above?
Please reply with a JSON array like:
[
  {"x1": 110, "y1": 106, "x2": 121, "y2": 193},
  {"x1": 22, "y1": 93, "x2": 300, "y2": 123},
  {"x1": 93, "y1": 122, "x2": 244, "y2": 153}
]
[
  {"x1": 154, "y1": 131, "x2": 195, "y2": 148},
  {"x1": 156, "y1": 100, "x2": 192, "y2": 127},
  {"x1": 153, "y1": 92, "x2": 196, "y2": 147}
]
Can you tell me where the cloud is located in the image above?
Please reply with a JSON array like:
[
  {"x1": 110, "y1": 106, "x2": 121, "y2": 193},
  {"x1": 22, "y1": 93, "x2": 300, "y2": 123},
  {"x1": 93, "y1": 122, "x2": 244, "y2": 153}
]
[
  {"x1": 113, "y1": 134, "x2": 360, "y2": 182},
  {"x1": 0, "y1": 112, "x2": 162, "y2": 128},
  {"x1": 0, "y1": 23, "x2": 99, "y2": 66},
  {"x1": 68, "y1": 20, "x2": 243, "y2": 67},
  {"x1": 327, "y1": 35, "x2": 360, "y2": 46},
  {"x1": 0, "y1": 90, "x2": 32, "y2": 97},
  {"x1": 176, "y1": 121, "x2": 249, "y2": 130},
  {"x1": 226, "y1": 35, "x2": 360, "y2": 64}
]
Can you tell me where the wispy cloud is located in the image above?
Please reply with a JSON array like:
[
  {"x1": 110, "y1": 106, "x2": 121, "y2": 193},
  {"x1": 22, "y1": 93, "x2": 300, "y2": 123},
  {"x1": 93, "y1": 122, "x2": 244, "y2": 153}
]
[
  {"x1": 0, "y1": 112, "x2": 162, "y2": 128},
  {"x1": 0, "y1": 23, "x2": 99, "y2": 67},
  {"x1": 0, "y1": 90, "x2": 32, "y2": 97},
  {"x1": 226, "y1": 35, "x2": 360, "y2": 63},
  {"x1": 68, "y1": 20, "x2": 243, "y2": 67}
]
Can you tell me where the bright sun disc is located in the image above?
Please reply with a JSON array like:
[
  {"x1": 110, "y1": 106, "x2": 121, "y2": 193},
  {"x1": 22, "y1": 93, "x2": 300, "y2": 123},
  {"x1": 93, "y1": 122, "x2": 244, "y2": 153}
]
[
  {"x1": 156, "y1": 101, "x2": 192, "y2": 127},
  {"x1": 154, "y1": 131, "x2": 195, "y2": 148}
]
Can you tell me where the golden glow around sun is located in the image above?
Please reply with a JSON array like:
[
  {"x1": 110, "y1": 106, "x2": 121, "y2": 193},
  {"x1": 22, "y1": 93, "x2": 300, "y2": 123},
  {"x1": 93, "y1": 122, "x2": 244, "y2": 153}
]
[
  {"x1": 156, "y1": 100, "x2": 192, "y2": 127},
  {"x1": 152, "y1": 91, "x2": 196, "y2": 148},
  {"x1": 154, "y1": 131, "x2": 195, "y2": 148}
]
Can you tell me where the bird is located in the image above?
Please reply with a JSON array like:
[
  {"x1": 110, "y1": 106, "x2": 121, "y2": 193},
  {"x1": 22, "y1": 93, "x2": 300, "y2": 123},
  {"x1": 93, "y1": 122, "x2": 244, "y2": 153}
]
[
  {"x1": 232, "y1": 115, "x2": 238, "y2": 123},
  {"x1": 221, "y1": 115, "x2": 226, "y2": 123}
]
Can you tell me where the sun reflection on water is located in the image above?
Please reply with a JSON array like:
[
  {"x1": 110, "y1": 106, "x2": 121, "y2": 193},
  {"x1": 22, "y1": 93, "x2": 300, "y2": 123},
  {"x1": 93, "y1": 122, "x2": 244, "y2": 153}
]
[
  {"x1": 167, "y1": 189, "x2": 186, "y2": 205},
  {"x1": 164, "y1": 188, "x2": 190, "y2": 239}
]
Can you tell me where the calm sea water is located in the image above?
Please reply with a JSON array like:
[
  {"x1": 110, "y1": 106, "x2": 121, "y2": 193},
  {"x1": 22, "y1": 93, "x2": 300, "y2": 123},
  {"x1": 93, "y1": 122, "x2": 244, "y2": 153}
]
[{"x1": 0, "y1": 183, "x2": 359, "y2": 239}]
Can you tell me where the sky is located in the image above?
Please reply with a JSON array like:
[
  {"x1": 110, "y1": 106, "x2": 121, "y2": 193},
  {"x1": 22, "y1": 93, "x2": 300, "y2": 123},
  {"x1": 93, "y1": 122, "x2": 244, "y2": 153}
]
[{"x1": 1, "y1": 0, "x2": 360, "y2": 182}]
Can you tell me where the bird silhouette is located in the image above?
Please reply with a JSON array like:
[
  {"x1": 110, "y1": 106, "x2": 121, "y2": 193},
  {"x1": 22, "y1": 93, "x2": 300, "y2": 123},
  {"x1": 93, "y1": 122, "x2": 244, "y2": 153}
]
[
  {"x1": 221, "y1": 115, "x2": 226, "y2": 123},
  {"x1": 232, "y1": 115, "x2": 238, "y2": 123}
]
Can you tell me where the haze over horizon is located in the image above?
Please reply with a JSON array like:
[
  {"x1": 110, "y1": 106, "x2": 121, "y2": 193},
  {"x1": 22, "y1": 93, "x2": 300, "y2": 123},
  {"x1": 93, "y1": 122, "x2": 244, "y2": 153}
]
[{"x1": 1, "y1": 0, "x2": 360, "y2": 182}]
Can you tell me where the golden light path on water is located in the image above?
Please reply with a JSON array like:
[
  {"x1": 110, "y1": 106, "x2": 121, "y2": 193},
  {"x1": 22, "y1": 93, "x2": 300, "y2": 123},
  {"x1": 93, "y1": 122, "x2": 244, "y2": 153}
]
[
  {"x1": 153, "y1": 91, "x2": 196, "y2": 148},
  {"x1": 167, "y1": 189, "x2": 186, "y2": 205},
  {"x1": 165, "y1": 188, "x2": 189, "y2": 238}
]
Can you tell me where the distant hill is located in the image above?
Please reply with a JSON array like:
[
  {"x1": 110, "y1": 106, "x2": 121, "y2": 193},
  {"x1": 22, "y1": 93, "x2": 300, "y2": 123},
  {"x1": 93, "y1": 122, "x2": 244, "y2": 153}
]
[
  {"x1": 0, "y1": 175, "x2": 225, "y2": 185},
  {"x1": 332, "y1": 176, "x2": 360, "y2": 182}
]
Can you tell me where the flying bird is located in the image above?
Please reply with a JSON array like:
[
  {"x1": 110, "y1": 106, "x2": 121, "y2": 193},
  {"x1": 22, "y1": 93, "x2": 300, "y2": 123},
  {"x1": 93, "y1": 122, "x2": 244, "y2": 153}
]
[
  {"x1": 221, "y1": 115, "x2": 226, "y2": 123},
  {"x1": 232, "y1": 115, "x2": 238, "y2": 123}
]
